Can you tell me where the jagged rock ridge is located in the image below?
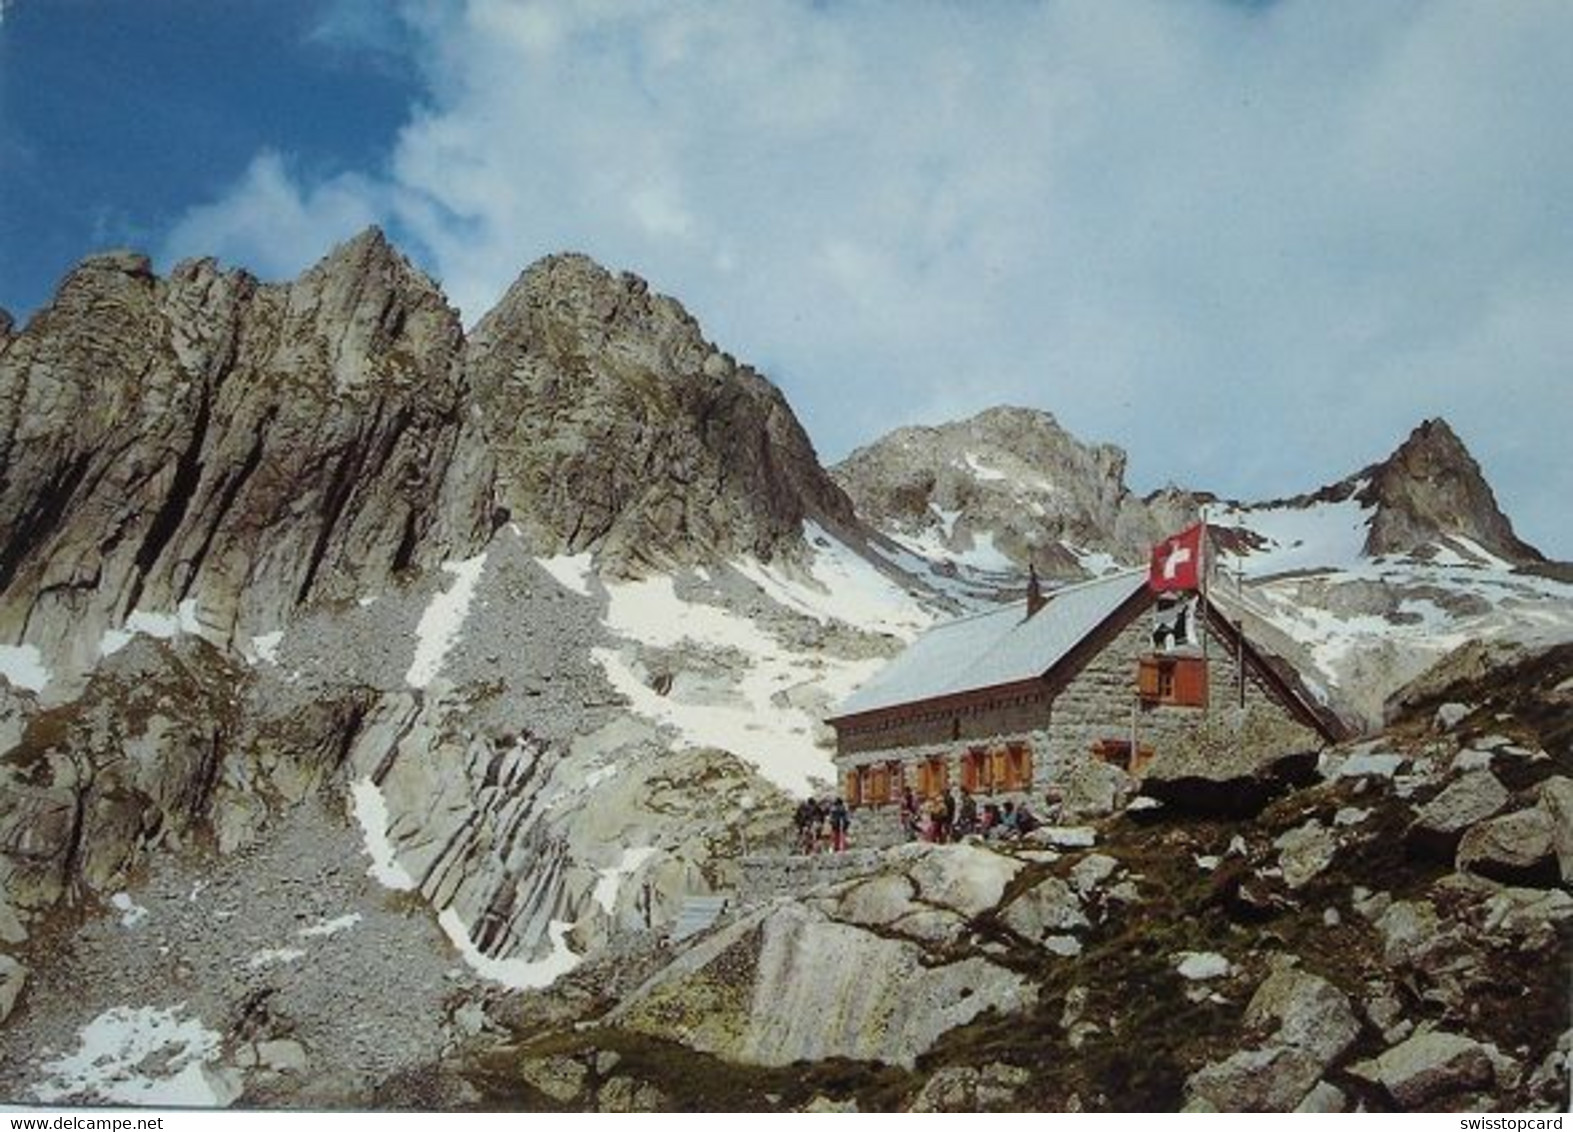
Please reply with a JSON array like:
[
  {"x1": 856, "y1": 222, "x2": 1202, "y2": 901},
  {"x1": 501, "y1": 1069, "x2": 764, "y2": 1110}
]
[
  {"x1": 1358, "y1": 418, "x2": 1543, "y2": 563},
  {"x1": 469, "y1": 253, "x2": 858, "y2": 572},
  {"x1": 0, "y1": 231, "x2": 495, "y2": 684},
  {"x1": 0, "y1": 233, "x2": 866, "y2": 689},
  {"x1": 830, "y1": 406, "x2": 1194, "y2": 579}
]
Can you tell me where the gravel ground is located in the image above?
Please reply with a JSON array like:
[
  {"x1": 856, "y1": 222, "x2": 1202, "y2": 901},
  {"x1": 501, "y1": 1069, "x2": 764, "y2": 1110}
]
[{"x1": 0, "y1": 795, "x2": 493, "y2": 1109}]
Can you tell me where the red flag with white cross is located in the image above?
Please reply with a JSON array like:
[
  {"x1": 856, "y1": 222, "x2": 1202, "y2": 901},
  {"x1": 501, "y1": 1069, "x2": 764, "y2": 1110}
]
[{"x1": 1149, "y1": 523, "x2": 1204, "y2": 593}]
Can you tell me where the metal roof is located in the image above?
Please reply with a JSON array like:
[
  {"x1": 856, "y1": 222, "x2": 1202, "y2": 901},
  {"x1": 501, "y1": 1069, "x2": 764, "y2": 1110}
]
[{"x1": 831, "y1": 569, "x2": 1148, "y2": 719}]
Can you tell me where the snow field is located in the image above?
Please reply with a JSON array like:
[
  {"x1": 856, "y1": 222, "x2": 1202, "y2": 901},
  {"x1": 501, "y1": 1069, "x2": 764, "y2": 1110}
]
[
  {"x1": 32, "y1": 1005, "x2": 230, "y2": 1107},
  {"x1": 405, "y1": 552, "x2": 488, "y2": 688}
]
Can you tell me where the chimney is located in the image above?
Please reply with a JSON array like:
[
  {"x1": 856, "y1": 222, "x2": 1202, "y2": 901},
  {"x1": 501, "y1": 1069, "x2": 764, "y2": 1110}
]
[{"x1": 1025, "y1": 563, "x2": 1046, "y2": 620}]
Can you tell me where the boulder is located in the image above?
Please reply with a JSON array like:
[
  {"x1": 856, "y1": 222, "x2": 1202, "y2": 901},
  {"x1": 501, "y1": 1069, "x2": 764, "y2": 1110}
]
[
  {"x1": 256, "y1": 1039, "x2": 309, "y2": 1073},
  {"x1": 1375, "y1": 900, "x2": 1445, "y2": 968},
  {"x1": 1273, "y1": 820, "x2": 1338, "y2": 889},
  {"x1": 1185, "y1": 1045, "x2": 1329, "y2": 1112},
  {"x1": 1434, "y1": 702, "x2": 1472, "y2": 731},
  {"x1": 1456, "y1": 807, "x2": 1559, "y2": 887},
  {"x1": 909, "y1": 1063, "x2": 1030, "y2": 1112},
  {"x1": 597, "y1": 1076, "x2": 666, "y2": 1112},
  {"x1": 610, "y1": 901, "x2": 1034, "y2": 1069},
  {"x1": 1001, "y1": 876, "x2": 1089, "y2": 940},
  {"x1": 1244, "y1": 963, "x2": 1360, "y2": 1065},
  {"x1": 1069, "y1": 853, "x2": 1120, "y2": 896},
  {"x1": 1059, "y1": 760, "x2": 1133, "y2": 819},
  {"x1": 1030, "y1": 826, "x2": 1097, "y2": 849},
  {"x1": 0, "y1": 953, "x2": 25, "y2": 1023},
  {"x1": 904, "y1": 843, "x2": 1022, "y2": 919},
  {"x1": 1295, "y1": 1082, "x2": 1347, "y2": 1112},
  {"x1": 1408, "y1": 770, "x2": 1509, "y2": 856},
  {"x1": 518, "y1": 1054, "x2": 589, "y2": 1103},
  {"x1": 1176, "y1": 952, "x2": 1232, "y2": 981},
  {"x1": 1536, "y1": 776, "x2": 1573, "y2": 885},
  {"x1": 1349, "y1": 1030, "x2": 1507, "y2": 1108},
  {"x1": 1329, "y1": 750, "x2": 1406, "y2": 780},
  {"x1": 1142, "y1": 741, "x2": 1320, "y2": 818}
]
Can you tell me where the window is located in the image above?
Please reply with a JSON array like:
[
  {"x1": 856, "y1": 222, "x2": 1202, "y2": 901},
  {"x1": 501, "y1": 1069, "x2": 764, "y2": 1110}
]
[
  {"x1": 917, "y1": 755, "x2": 949, "y2": 799},
  {"x1": 844, "y1": 771, "x2": 862, "y2": 807},
  {"x1": 1138, "y1": 655, "x2": 1208, "y2": 707},
  {"x1": 1003, "y1": 743, "x2": 1033, "y2": 791},
  {"x1": 961, "y1": 747, "x2": 989, "y2": 792},
  {"x1": 858, "y1": 761, "x2": 903, "y2": 806},
  {"x1": 1093, "y1": 738, "x2": 1155, "y2": 775}
]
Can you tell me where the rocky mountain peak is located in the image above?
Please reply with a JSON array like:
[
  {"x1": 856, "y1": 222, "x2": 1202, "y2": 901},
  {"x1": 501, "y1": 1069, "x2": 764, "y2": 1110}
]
[
  {"x1": 831, "y1": 406, "x2": 1170, "y2": 579},
  {"x1": 0, "y1": 233, "x2": 493, "y2": 687},
  {"x1": 468, "y1": 251, "x2": 856, "y2": 572},
  {"x1": 1358, "y1": 418, "x2": 1543, "y2": 563}
]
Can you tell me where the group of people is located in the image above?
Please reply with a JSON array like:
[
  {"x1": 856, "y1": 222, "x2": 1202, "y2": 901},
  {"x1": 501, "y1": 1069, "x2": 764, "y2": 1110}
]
[
  {"x1": 791, "y1": 787, "x2": 1059, "y2": 854},
  {"x1": 900, "y1": 786, "x2": 1046, "y2": 844},
  {"x1": 793, "y1": 796, "x2": 852, "y2": 854}
]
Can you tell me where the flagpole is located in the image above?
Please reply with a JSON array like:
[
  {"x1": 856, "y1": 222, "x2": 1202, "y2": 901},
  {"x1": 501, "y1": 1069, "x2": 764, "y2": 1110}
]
[{"x1": 1198, "y1": 505, "x2": 1210, "y2": 712}]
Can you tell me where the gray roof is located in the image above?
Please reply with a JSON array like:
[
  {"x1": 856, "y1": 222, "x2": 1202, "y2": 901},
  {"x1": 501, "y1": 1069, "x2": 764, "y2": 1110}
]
[{"x1": 832, "y1": 570, "x2": 1149, "y2": 719}]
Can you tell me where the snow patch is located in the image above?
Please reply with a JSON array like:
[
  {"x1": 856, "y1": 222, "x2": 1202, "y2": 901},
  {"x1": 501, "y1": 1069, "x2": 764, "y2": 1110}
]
[
  {"x1": 0, "y1": 643, "x2": 49, "y2": 692},
  {"x1": 596, "y1": 568, "x2": 899, "y2": 795},
  {"x1": 1069, "y1": 546, "x2": 1124, "y2": 577},
  {"x1": 961, "y1": 452, "x2": 1008, "y2": 482},
  {"x1": 1229, "y1": 495, "x2": 1374, "y2": 579},
  {"x1": 957, "y1": 530, "x2": 1016, "y2": 573},
  {"x1": 438, "y1": 907, "x2": 580, "y2": 989},
  {"x1": 350, "y1": 777, "x2": 417, "y2": 891},
  {"x1": 247, "y1": 947, "x2": 307, "y2": 969},
  {"x1": 537, "y1": 552, "x2": 594, "y2": 596},
  {"x1": 930, "y1": 504, "x2": 962, "y2": 539},
  {"x1": 99, "y1": 599, "x2": 205, "y2": 658},
  {"x1": 406, "y1": 552, "x2": 487, "y2": 688},
  {"x1": 109, "y1": 892, "x2": 148, "y2": 928},
  {"x1": 32, "y1": 1005, "x2": 232, "y2": 1107},
  {"x1": 593, "y1": 846, "x2": 659, "y2": 915},
  {"x1": 733, "y1": 521, "x2": 933, "y2": 637},
  {"x1": 298, "y1": 913, "x2": 362, "y2": 939},
  {"x1": 249, "y1": 631, "x2": 284, "y2": 665}
]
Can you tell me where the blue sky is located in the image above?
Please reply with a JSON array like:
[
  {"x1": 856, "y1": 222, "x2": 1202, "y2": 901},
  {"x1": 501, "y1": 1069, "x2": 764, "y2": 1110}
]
[{"x1": 2, "y1": 0, "x2": 1570, "y2": 558}]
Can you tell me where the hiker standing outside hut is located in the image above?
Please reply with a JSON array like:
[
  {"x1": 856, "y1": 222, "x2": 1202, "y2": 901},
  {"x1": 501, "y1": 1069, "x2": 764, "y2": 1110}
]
[
  {"x1": 900, "y1": 785, "x2": 920, "y2": 842},
  {"x1": 829, "y1": 797, "x2": 851, "y2": 852},
  {"x1": 942, "y1": 787, "x2": 959, "y2": 844},
  {"x1": 958, "y1": 788, "x2": 978, "y2": 839}
]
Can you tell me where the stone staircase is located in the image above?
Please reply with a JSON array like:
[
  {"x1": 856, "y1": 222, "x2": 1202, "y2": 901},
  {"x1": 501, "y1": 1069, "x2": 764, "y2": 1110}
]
[{"x1": 669, "y1": 893, "x2": 732, "y2": 942}]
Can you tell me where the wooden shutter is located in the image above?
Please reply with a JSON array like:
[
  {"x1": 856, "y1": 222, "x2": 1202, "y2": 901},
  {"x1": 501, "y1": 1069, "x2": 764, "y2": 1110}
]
[
  {"x1": 844, "y1": 771, "x2": 862, "y2": 807},
  {"x1": 1174, "y1": 658, "x2": 1208, "y2": 707},
  {"x1": 924, "y1": 756, "x2": 948, "y2": 798},
  {"x1": 1137, "y1": 657, "x2": 1161, "y2": 700},
  {"x1": 989, "y1": 748, "x2": 1007, "y2": 793},
  {"x1": 1007, "y1": 744, "x2": 1032, "y2": 791}
]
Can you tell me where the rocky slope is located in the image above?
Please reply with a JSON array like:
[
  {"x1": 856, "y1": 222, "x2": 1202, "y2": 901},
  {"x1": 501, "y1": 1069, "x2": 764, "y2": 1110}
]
[
  {"x1": 473, "y1": 638, "x2": 1571, "y2": 1112},
  {"x1": 0, "y1": 232, "x2": 918, "y2": 1109}
]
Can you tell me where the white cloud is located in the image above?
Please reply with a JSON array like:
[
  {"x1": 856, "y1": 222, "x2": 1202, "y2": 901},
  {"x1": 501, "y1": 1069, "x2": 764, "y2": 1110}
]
[
  {"x1": 160, "y1": 150, "x2": 383, "y2": 280},
  {"x1": 157, "y1": 0, "x2": 1573, "y2": 558}
]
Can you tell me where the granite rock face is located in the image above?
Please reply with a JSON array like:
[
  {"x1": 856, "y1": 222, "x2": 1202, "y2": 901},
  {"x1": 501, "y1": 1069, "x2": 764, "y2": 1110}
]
[
  {"x1": 0, "y1": 231, "x2": 495, "y2": 690},
  {"x1": 1358, "y1": 419, "x2": 1543, "y2": 563},
  {"x1": 468, "y1": 253, "x2": 858, "y2": 574},
  {"x1": 830, "y1": 405, "x2": 1186, "y2": 579}
]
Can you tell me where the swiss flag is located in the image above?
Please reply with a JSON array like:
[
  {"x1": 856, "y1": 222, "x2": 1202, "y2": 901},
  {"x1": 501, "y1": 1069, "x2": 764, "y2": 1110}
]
[{"x1": 1149, "y1": 523, "x2": 1204, "y2": 593}]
